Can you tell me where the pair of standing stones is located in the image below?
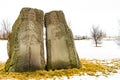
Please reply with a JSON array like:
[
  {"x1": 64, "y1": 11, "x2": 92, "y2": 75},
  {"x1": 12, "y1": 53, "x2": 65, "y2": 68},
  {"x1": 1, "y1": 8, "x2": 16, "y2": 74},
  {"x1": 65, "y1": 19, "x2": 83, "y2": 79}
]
[{"x1": 5, "y1": 8, "x2": 81, "y2": 72}]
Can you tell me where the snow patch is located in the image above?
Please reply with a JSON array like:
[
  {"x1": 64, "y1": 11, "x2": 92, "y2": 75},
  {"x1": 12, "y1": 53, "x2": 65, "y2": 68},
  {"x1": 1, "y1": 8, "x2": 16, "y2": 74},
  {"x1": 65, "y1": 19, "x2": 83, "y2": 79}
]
[{"x1": 0, "y1": 40, "x2": 8, "y2": 62}]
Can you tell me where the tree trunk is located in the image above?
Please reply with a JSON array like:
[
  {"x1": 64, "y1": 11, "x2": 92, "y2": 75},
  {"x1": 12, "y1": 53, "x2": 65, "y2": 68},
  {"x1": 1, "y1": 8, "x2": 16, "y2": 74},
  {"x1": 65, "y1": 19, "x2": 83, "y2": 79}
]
[{"x1": 95, "y1": 40, "x2": 97, "y2": 47}]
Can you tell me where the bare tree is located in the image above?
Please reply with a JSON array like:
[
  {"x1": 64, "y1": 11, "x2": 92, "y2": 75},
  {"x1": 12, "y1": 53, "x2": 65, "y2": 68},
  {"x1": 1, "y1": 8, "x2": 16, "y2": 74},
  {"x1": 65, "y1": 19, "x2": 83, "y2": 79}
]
[
  {"x1": 0, "y1": 19, "x2": 11, "y2": 40},
  {"x1": 91, "y1": 25, "x2": 106, "y2": 47}
]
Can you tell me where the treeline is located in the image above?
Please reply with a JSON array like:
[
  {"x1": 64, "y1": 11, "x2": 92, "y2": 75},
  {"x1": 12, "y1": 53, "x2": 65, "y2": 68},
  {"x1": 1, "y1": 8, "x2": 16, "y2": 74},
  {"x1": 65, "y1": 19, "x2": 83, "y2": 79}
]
[{"x1": 74, "y1": 35, "x2": 90, "y2": 40}]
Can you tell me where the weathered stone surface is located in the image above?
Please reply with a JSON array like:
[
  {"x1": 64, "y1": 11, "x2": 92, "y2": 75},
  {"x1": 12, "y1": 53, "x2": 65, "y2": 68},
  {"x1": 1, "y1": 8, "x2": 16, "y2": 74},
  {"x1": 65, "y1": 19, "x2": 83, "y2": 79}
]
[
  {"x1": 45, "y1": 11, "x2": 82, "y2": 70},
  {"x1": 5, "y1": 8, "x2": 45, "y2": 72}
]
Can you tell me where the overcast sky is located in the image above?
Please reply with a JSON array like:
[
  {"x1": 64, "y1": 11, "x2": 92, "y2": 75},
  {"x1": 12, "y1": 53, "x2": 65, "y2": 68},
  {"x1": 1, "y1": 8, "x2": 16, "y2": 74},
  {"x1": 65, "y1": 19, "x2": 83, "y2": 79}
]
[{"x1": 0, "y1": 0, "x2": 120, "y2": 36}]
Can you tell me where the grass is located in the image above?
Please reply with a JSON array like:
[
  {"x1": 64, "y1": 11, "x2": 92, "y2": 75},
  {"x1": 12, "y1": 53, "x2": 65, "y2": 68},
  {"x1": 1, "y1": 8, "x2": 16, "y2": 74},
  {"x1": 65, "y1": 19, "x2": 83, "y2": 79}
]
[{"x1": 0, "y1": 59, "x2": 120, "y2": 79}]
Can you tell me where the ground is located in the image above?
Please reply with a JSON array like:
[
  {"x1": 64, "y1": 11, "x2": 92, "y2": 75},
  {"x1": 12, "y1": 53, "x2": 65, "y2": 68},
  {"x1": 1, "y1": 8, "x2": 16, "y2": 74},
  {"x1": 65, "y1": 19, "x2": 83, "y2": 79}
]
[
  {"x1": 75, "y1": 39, "x2": 120, "y2": 60},
  {"x1": 0, "y1": 39, "x2": 120, "y2": 80}
]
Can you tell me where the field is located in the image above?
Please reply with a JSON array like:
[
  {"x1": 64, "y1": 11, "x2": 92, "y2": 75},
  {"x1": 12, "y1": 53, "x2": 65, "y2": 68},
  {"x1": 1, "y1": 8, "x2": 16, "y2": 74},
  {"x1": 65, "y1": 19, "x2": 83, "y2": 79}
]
[
  {"x1": 0, "y1": 40, "x2": 120, "y2": 80},
  {"x1": 75, "y1": 39, "x2": 120, "y2": 60}
]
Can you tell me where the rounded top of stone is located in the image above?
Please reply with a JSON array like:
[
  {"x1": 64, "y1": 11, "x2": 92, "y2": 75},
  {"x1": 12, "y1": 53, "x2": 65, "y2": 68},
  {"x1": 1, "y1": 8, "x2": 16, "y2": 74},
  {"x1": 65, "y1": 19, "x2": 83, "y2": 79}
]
[
  {"x1": 46, "y1": 10, "x2": 63, "y2": 14},
  {"x1": 20, "y1": 7, "x2": 43, "y2": 12},
  {"x1": 45, "y1": 10, "x2": 68, "y2": 26},
  {"x1": 18, "y1": 7, "x2": 44, "y2": 22}
]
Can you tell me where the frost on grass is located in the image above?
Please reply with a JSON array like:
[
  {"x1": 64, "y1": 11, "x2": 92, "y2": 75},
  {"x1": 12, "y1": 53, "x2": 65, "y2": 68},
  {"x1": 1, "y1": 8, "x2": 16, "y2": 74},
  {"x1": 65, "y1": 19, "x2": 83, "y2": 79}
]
[{"x1": 0, "y1": 59, "x2": 120, "y2": 79}]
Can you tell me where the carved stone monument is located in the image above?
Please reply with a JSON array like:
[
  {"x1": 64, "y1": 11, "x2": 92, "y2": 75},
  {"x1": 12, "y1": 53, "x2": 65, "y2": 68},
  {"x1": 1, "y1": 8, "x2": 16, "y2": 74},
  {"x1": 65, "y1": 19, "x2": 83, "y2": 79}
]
[
  {"x1": 45, "y1": 11, "x2": 81, "y2": 70},
  {"x1": 5, "y1": 8, "x2": 45, "y2": 72}
]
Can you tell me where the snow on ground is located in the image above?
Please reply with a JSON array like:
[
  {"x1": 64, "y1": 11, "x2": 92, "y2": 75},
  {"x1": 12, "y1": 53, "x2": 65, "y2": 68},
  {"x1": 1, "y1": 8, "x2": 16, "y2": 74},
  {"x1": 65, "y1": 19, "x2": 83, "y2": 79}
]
[
  {"x1": 47, "y1": 70, "x2": 120, "y2": 80},
  {"x1": 69, "y1": 70, "x2": 120, "y2": 80},
  {"x1": 0, "y1": 40, "x2": 8, "y2": 62},
  {"x1": 1, "y1": 39, "x2": 120, "y2": 61},
  {"x1": 0, "y1": 40, "x2": 120, "y2": 64},
  {"x1": 0, "y1": 40, "x2": 120, "y2": 80},
  {"x1": 75, "y1": 40, "x2": 120, "y2": 60}
]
